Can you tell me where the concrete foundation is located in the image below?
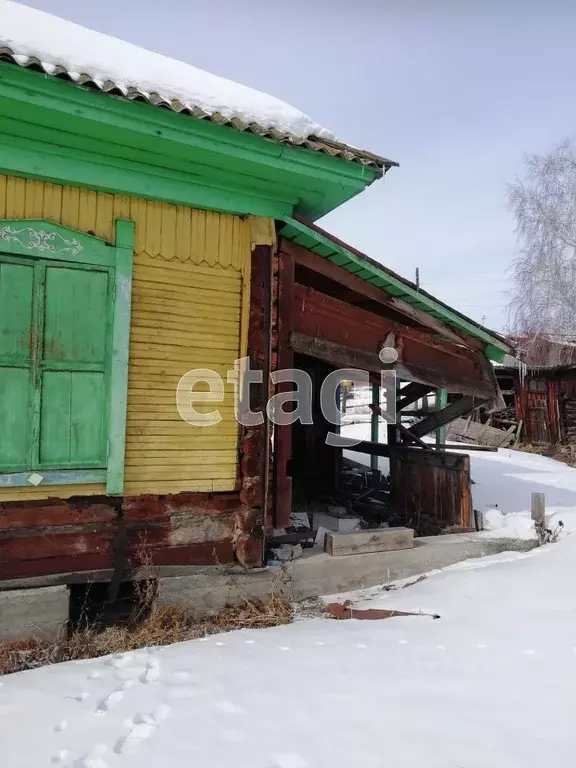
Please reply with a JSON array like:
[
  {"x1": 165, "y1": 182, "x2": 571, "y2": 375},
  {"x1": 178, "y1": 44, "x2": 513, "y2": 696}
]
[
  {"x1": 156, "y1": 534, "x2": 537, "y2": 613},
  {"x1": 0, "y1": 535, "x2": 538, "y2": 632},
  {"x1": 0, "y1": 585, "x2": 68, "y2": 642},
  {"x1": 157, "y1": 569, "x2": 275, "y2": 616},
  {"x1": 288, "y1": 534, "x2": 536, "y2": 599}
]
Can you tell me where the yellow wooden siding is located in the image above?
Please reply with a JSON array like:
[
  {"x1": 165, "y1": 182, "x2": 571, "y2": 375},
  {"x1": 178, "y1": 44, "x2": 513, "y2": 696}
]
[{"x1": 0, "y1": 176, "x2": 264, "y2": 501}]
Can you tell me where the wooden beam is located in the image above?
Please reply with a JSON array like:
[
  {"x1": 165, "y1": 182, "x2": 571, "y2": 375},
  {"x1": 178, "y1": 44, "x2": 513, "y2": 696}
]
[
  {"x1": 281, "y1": 238, "x2": 485, "y2": 351},
  {"x1": 410, "y1": 396, "x2": 484, "y2": 439},
  {"x1": 343, "y1": 440, "x2": 497, "y2": 457},
  {"x1": 292, "y1": 283, "x2": 499, "y2": 398},
  {"x1": 290, "y1": 331, "x2": 381, "y2": 373},
  {"x1": 369, "y1": 402, "x2": 432, "y2": 450},
  {"x1": 274, "y1": 245, "x2": 295, "y2": 529},
  {"x1": 436, "y1": 387, "x2": 448, "y2": 446},
  {"x1": 432, "y1": 444, "x2": 497, "y2": 452},
  {"x1": 397, "y1": 422, "x2": 433, "y2": 450},
  {"x1": 396, "y1": 382, "x2": 434, "y2": 411}
]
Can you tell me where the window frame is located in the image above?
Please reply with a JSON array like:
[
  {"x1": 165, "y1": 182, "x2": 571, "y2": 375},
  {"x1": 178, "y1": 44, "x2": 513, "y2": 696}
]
[
  {"x1": 0, "y1": 218, "x2": 134, "y2": 494},
  {"x1": 528, "y1": 378, "x2": 547, "y2": 393}
]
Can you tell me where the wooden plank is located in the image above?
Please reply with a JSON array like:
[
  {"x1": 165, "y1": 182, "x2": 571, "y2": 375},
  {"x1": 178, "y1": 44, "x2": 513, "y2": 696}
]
[
  {"x1": 282, "y1": 238, "x2": 484, "y2": 351},
  {"x1": 514, "y1": 419, "x2": 524, "y2": 448},
  {"x1": 129, "y1": 327, "x2": 240, "y2": 350},
  {"x1": 29, "y1": 262, "x2": 45, "y2": 470},
  {"x1": 274, "y1": 246, "x2": 295, "y2": 529},
  {"x1": 531, "y1": 492, "x2": 545, "y2": 523},
  {"x1": 130, "y1": 310, "x2": 240, "y2": 332},
  {"x1": 495, "y1": 425, "x2": 517, "y2": 447},
  {"x1": 391, "y1": 448, "x2": 472, "y2": 530},
  {"x1": 291, "y1": 331, "x2": 381, "y2": 373},
  {"x1": 397, "y1": 421, "x2": 432, "y2": 450},
  {"x1": 325, "y1": 527, "x2": 414, "y2": 556},
  {"x1": 436, "y1": 387, "x2": 448, "y2": 445},
  {"x1": 410, "y1": 397, "x2": 483, "y2": 438},
  {"x1": 398, "y1": 385, "x2": 431, "y2": 414},
  {"x1": 0, "y1": 469, "x2": 107, "y2": 487},
  {"x1": 292, "y1": 283, "x2": 499, "y2": 398},
  {"x1": 131, "y1": 283, "x2": 241, "y2": 307},
  {"x1": 128, "y1": 350, "x2": 237, "y2": 366},
  {"x1": 431, "y1": 444, "x2": 497, "y2": 452},
  {"x1": 106, "y1": 219, "x2": 134, "y2": 494},
  {"x1": 134, "y1": 263, "x2": 240, "y2": 290},
  {"x1": 0, "y1": 259, "x2": 34, "y2": 471},
  {"x1": 0, "y1": 502, "x2": 116, "y2": 530},
  {"x1": 124, "y1": 451, "x2": 236, "y2": 466}
]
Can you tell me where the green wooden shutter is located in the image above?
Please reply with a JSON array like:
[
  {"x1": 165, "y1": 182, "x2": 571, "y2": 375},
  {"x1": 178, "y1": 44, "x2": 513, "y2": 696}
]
[
  {"x1": 39, "y1": 264, "x2": 112, "y2": 469},
  {"x1": 0, "y1": 257, "x2": 34, "y2": 470},
  {"x1": 0, "y1": 218, "x2": 134, "y2": 491},
  {"x1": 0, "y1": 255, "x2": 112, "y2": 472}
]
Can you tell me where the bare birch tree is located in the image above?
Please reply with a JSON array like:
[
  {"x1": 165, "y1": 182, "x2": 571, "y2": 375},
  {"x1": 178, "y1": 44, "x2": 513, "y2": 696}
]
[{"x1": 508, "y1": 139, "x2": 576, "y2": 344}]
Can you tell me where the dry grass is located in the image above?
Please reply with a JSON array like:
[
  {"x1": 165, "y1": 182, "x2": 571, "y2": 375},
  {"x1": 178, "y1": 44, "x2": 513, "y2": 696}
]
[
  {"x1": 534, "y1": 518, "x2": 564, "y2": 546},
  {"x1": 0, "y1": 595, "x2": 292, "y2": 677}
]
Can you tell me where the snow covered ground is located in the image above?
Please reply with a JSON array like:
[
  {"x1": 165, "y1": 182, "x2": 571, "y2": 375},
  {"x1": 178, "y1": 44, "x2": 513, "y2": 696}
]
[{"x1": 3, "y1": 451, "x2": 576, "y2": 766}]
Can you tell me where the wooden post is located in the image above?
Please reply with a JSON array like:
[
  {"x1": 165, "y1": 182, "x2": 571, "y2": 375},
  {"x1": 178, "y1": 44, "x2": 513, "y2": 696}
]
[
  {"x1": 273, "y1": 245, "x2": 295, "y2": 530},
  {"x1": 436, "y1": 388, "x2": 448, "y2": 446},
  {"x1": 531, "y1": 492, "x2": 546, "y2": 523},
  {"x1": 370, "y1": 382, "x2": 379, "y2": 471}
]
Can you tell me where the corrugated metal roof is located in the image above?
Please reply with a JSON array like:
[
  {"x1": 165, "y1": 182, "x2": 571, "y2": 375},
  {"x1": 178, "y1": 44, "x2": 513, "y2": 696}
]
[{"x1": 0, "y1": 46, "x2": 397, "y2": 172}]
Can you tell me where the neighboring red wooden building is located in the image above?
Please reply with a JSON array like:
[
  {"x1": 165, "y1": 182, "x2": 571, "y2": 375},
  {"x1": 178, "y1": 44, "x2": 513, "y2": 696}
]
[{"x1": 495, "y1": 365, "x2": 576, "y2": 446}]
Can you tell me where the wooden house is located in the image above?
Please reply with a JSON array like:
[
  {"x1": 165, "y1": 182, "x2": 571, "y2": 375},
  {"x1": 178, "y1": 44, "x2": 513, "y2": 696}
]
[
  {"x1": 495, "y1": 364, "x2": 576, "y2": 446},
  {"x1": 0, "y1": 3, "x2": 514, "y2": 585}
]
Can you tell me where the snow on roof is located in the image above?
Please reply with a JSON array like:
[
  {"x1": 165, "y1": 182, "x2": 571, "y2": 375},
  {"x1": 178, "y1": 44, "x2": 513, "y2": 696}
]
[
  {"x1": 0, "y1": 1, "x2": 332, "y2": 138},
  {"x1": 0, "y1": 1, "x2": 392, "y2": 168}
]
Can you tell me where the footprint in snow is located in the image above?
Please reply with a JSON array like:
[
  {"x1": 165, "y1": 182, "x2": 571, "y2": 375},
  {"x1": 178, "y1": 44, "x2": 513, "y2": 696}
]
[
  {"x1": 164, "y1": 671, "x2": 195, "y2": 687},
  {"x1": 108, "y1": 653, "x2": 136, "y2": 669},
  {"x1": 51, "y1": 749, "x2": 71, "y2": 764},
  {"x1": 96, "y1": 689, "x2": 125, "y2": 713},
  {"x1": 54, "y1": 720, "x2": 68, "y2": 732},
  {"x1": 74, "y1": 744, "x2": 109, "y2": 768},
  {"x1": 66, "y1": 692, "x2": 90, "y2": 703},
  {"x1": 113, "y1": 666, "x2": 146, "y2": 682},
  {"x1": 114, "y1": 722, "x2": 156, "y2": 754},
  {"x1": 140, "y1": 658, "x2": 160, "y2": 684},
  {"x1": 114, "y1": 707, "x2": 170, "y2": 754},
  {"x1": 74, "y1": 757, "x2": 109, "y2": 768}
]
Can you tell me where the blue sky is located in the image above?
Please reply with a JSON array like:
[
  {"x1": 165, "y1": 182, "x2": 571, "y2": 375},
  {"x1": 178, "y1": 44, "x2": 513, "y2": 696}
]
[{"x1": 21, "y1": 0, "x2": 576, "y2": 330}]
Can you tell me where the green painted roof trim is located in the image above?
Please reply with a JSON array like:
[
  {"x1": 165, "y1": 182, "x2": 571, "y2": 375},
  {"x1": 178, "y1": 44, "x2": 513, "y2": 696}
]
[
  {"x1": 281, "y1": 217, "x2": 510, "y2": 361},
  {"x1": 0, "y1": 63, "x2": 381, "y2": 220}
]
